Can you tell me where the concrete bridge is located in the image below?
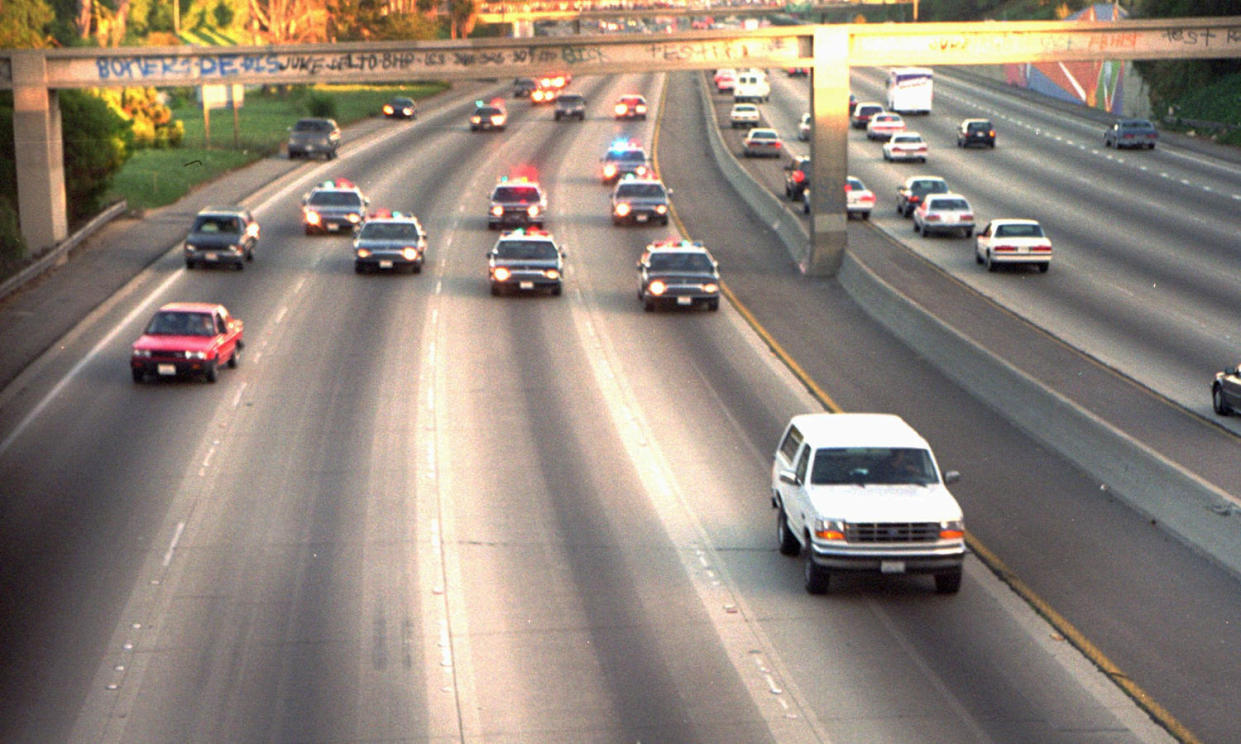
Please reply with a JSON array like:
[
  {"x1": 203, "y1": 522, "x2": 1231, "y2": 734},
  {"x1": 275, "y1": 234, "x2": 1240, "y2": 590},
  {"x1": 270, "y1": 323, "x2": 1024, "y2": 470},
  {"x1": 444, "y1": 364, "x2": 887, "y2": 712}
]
[{"x1": 3, "y1": 17, "x2": 1239, "y2": 275}]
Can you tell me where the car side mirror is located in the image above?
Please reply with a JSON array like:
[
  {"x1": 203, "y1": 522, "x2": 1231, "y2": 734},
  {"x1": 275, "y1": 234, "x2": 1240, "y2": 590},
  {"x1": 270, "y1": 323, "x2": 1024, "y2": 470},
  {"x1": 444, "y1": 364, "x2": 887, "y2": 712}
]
[
  {"x1": 943, "y1": 470, "x2": 960, "y2": 484},
  {"x1": 778, "y1": 469, "x2": 800, "y2": 486}
]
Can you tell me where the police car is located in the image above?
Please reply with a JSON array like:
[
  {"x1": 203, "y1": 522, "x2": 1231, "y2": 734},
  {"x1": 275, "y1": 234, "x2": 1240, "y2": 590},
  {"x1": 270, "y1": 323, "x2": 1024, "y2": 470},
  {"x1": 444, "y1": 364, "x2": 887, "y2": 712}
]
[
  {"x1": 353, "y1": 210, "x2": 428, "y2": 274},
  {"x1": 636, "y1": 239, "x2": 721, "y2": 312},
  {"x1": 611, "y1": 175, "x2": 671, "y2": 226},
  {"x1": 600, "y1": 140, "x2": 653, "y2": 184},
  {"x1": 488, "y1": 176, "x2": 547, "y2": 230},
  {"x1": 470, "y1": 99, "x2": 508, "y2": 131},
  {"x1": 487, "y1": 227, "x2": 565, "y2": 296},
  {"x1": 301, "y1": 178, "x2": 368, "y2": 235}
]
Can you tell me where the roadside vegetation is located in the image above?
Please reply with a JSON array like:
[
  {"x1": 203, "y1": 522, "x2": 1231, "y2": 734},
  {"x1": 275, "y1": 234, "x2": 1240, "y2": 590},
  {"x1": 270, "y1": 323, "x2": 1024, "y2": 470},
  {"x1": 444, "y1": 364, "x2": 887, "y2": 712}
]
[{"x1": 110, "y1": 82, "x2": 449, "y2": 212}]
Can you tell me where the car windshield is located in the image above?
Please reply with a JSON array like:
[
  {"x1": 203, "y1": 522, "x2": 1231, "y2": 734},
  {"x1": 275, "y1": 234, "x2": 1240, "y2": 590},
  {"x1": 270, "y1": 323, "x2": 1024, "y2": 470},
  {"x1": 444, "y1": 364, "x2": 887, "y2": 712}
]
[
  {"x1": 493, "y1": 186, "x2": 541, "y2": 202},
  {"x1": 308, "y1": 191, "x2": 363, "y2": 207},
  {"x1": 930, "y1": 198, "x2": 969, "y2": 211},
  {"x1": 191, "y1": 216, "x2": 241, "y2": 234},
  {"x1": 496, "y1": 240, "x2": 557, "y2": 259},
  {"x1": 607, "y1": 150, "x2": 647, "y2": 164},
  {"x1": 811, "y1": 447, "x2": 937, "y2": 486},
  {"x1": 616, "y1": 184, "x2": 665, "y2": 198},
  {"x1": 360, "y1": 222, "x2": 419, "y2": 239},
  {"x1": 390, "y1": 98, "x2": 413, "y2": 106},
  {"x1": 294, "y1": 119, "x2": 331, "y2": 132},
  {"x1": 477, "y1": 107, "x2": 502, "y2": 116},
  {"x1": 914, "y1": 181, "x2": 947, "y2": 194},
  {"x1": 995, "y1": 223, "x2": 1045, "y2": 238},
  {"x1": 648, "y1": 252, "x2": 714, "y2": 273},
  {"x1": 146, "y1": 311, "x2": 215, "y2": 337}
]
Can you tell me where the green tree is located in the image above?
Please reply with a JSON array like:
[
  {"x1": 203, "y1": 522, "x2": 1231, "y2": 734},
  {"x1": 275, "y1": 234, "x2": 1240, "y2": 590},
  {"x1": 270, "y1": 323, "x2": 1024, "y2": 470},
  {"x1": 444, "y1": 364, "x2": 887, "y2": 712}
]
[
  {"x1": 1132, "y1": 0, "x2": 1241, "y2": 115},
  {"x1": 59, "y1": 89, "x2": 133, "y2": 222},
  {"x1": 0, "y1": 0, "x2": 55, "y2": 47}
]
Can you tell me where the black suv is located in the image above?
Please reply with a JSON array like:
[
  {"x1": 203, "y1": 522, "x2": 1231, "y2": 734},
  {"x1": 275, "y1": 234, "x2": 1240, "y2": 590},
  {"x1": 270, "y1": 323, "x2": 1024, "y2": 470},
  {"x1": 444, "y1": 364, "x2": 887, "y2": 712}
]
[
  {"x1": 183, "y1": 206, "x2": 259, "y2": 269},
  {"x1": 554, "y1": 93, "x2": 587, "y2": 121},
  {"x1": 784, "y1": 156, "x2": 810, "y2": 201},
  {"x1": 383, "y1": 97, "x2": 417, "y2": 119},
  {"x1": 956, "y1": 119, "x2": 996, "y2": 148},
  {"x1": 287, "y1": 117, "x2": 340, "y2": 159}
]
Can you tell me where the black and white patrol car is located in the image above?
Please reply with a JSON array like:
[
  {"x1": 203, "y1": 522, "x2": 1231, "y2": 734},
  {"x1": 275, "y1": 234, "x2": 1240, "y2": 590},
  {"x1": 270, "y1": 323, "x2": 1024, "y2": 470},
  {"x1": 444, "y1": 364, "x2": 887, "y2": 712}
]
[
  {"x1": 353, "y1": 210, "x2": 428, "y2": 274},
  {"x1": 636, "y1": 239, "x2": 721, "y2": 312},
  {"x1": 487, "y1": 228, "x2": 565, "y2": 296}
]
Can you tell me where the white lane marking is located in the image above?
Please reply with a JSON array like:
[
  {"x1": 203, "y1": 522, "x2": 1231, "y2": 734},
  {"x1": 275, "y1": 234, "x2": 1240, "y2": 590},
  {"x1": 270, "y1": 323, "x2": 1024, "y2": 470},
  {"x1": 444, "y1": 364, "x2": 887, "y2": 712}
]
[
  {"x1": 231, "y1": 381, "x2": 247, "y2": 409},
  {"x1": 162, "y1": 521, "x2": 186, "y2": 567},
  {"x1": 0, "y1": 268, "x2": 182, "y2": 456}
]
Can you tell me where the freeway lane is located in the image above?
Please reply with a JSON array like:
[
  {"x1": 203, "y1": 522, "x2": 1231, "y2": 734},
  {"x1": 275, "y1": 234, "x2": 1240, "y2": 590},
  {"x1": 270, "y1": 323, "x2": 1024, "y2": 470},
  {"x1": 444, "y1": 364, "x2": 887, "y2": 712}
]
[
  {"x1": 694, "y1": 68, "x2": 1241, "y2": 742},
  {"x1": 0, "y1": 70, "x2": 1214, "y2": 743}
]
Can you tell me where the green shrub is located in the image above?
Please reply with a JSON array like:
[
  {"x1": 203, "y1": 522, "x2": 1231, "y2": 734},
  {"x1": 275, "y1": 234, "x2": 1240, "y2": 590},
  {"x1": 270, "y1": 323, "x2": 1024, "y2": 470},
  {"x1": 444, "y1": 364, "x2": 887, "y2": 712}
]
[
  {"x1": 60, "y1": 89, "x2": 133, "y2": 223},
  {"x1": 305, "y1": 90, "x2": 338, "y2": 119},
  {"x1": 0, "y1": 196, "x2": 25, "y2": 274}
]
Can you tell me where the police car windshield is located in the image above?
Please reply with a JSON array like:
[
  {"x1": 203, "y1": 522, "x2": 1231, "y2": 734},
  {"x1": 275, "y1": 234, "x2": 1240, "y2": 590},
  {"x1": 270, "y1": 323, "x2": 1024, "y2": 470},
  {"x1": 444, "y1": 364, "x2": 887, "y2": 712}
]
[
  {"x1": 494, "y1": 186, "x2": 540, "y2": 202},
  {"x1": 360, "y1": 222, "x2": 419, "y2": 239},
  {"x1": 811, "y1": 447, "x2": 937, "y2": 486},
  {"x1": 496, "y1": 240, "x2": 557, "y2": 259},
  {"x1": 309, "y1": 191, "x2": 363, "y2": 207},
  {"x1": 607, "y1": 150, "x2": 647, "y2": 163},
  {"x1": 648, "y1": 252, "x2": 713, "y2": 273},
  {"x1": 617, "y1": 183, "x2": 665, "y2": 198}
]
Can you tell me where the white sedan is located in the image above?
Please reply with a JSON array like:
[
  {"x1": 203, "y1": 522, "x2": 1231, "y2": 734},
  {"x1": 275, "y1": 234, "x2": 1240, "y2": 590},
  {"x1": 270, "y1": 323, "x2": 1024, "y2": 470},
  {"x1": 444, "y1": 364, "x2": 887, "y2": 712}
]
[
  {"x1": 866, "y1": 113, "x2": 905, "y2": 141},
  {"x1": 845, "y1": 176, "x2": 875, "y2": 219},
  {"x1": 798, "y1": 112, "x2": 811, "y2": 141},
  {"x1": 741, "y1": 128, "x2": 784, "y2": 158},
  {"x1": 883, "y1": 132, "x2": 928, "y2": 163},
  {"x1": 913, "y1": 193, "x2": 974, "y2": 238},
  {"x1": 730, "y1": 103, "x2": 761, "y2": 128},
  {"x1": 975, "y1": 219, "x2": 1053, "y2": 272}
]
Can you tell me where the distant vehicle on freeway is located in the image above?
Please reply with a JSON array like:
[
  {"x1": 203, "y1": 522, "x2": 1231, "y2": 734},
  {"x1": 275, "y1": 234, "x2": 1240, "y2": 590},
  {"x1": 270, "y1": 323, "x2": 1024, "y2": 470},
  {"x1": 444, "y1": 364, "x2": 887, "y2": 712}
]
[
  {"x1": 554, "y1": 93, "x2": 587, "y2": 121},
  {"x1": 487, "y1": 227, "x2": 565, "y2": 296},
  {"x1": 636, "y1": 239, "x2": 721, "y2": 312},
  {"x1": 883, "y1": 132, "x2": 928, "y2": 163},
  {"x1": 183, "y1": 206, "x2": 258, "y2": 270},
  {"x1": 896, "y1": 175, "x2": 949, "y2": 217},
  {"x1": 130, "y1": 302, "x2": 243, "y2": 384},
  {"x1": 957, "y1": 118, "x2": 996, "y2": 148},
  {"x1": 730, "y1": 103, "x2": 761, "y2": 129},
  {"x1": 913, "y1": 193, "x2": 974, "y2": 238},
  {"x1": 610, "y1": 176, "x2": 671, "y2": 226},
  {"x1": 302, "y1": 178, "x2": 368, "y2": 235},
  {"x1": 867, "y1": 113, "x2": 905, "y2": 141},
  {"x1": 614, "y1": 94, "x2": 648, "y2": 120},
  {"x1": 784, "y1": 156, "x2": 811, "y2": 201},
  {"x1": 975, "y1": 219, "x2": 1053, "y2": 272},
  {"x1": 470, "y1": 100, "x2": 507, "y2": 131},
  {"x1": 798, "y1": 112, "x2": 811, "y2": 141},
  {"x1": 353, "y1": 210, "x2": 428, "y2": 274},
  {"x1": 287, "y1": 117, "x2": 340, "y2": 160},
  {"x1": 741, "y1": 128, "x2": 783, "y2": 158},
  {"x1": 382, "y1": 97, "x2": 416, "y2": 119},
  {"x1": 1213, "y1": 365, "x2": 1241, "y2": 416},
  {"x1": 844, "y1": 176, "x2": 875, "y2": 220},
  {"x1": 850, "y1": 102, "x2": 884, "y2": 129},
  {"x1": 886, "y1": 67, "x2": 934, "y2": 115},
  {"x1": 1104, "y1": 118, "x2": 1158, "y2": 149}
]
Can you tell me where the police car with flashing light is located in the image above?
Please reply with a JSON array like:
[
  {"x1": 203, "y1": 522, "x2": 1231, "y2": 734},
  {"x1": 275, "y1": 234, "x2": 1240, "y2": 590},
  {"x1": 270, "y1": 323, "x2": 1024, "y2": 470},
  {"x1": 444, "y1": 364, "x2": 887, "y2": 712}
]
[
  {"x1": 600, "y1": 140, "x2": 652, "y2": 184},
  {"x1": 353, "y1": 210, "x2": 428, "y2": 274},
  {"x1": 488, "y1": 177, "x2": 547, "y2": 230},
  {"x1": 301, "y1": 178, "x2": 369, "y2": 235},
  {"x1": 636, "y1": 239, "x2": 721, "y2": 312},
  {"x1": 610, "y1": 175, "x2": 671, "y2": 226},
  {"x1": 487, "y1": 227, "x2": 565, "y2": 296},
  {"x1": 470, "y1": 99, "x2": 508, "y2": 131}
]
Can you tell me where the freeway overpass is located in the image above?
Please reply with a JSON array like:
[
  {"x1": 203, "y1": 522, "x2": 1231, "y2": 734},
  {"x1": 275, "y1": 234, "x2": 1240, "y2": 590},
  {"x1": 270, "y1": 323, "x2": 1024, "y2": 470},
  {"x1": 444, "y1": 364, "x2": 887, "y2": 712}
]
[{"x1": 3, "y1": 17, "x2": 1240, "y2": 275}]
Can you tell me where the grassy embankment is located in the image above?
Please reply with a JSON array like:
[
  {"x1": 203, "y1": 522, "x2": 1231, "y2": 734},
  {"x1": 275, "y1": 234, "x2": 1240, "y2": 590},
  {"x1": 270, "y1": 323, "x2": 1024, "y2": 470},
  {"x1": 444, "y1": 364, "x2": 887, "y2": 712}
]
[{"x1": 109, "y1": 82, "x2": 449, "y2": 212}]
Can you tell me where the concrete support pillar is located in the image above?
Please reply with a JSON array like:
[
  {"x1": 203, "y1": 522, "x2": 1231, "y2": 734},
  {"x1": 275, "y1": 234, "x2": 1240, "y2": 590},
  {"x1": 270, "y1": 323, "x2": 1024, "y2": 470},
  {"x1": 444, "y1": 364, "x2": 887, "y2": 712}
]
[
  {"x1": 12, "y1": 51, "x2": 68, "y2": 256},
  {"x1": 806, "y1": 26, "x2": 849, "y2": 277}
]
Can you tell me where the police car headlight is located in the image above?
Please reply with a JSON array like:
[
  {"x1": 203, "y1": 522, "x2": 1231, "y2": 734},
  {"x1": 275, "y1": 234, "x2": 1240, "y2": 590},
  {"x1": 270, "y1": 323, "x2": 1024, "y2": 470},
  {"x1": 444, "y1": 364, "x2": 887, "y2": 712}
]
[
  {"x1": 702, "y1": 282, "x2": 719, "y2": 294},
  {"x1": 527, "y1": 205, "x2": 541, "y2": 218},
  {"x1": 401, "y1": 247, "x2": 420, "y2": 261},
  {"x1": 491, "y1": 205, "x2": 504, "y2": 217},
  {"x1": 603, "y1": 164, "x2": 618, "y2": 178},
  {"x1": 615, "y1": 203, "x2": 631, "y2": 216},
  {"x1": 648, "y1": 280, "x2": 667, "y2": 296},
  {"x1": 356, "y1": 248, "x2": 372, "y2": 258},
  {"x1": 305, "y1": 211, "x2": 321, "y2": 225},
  {"x1": 544, "y1": 268, "x2": 560, "y2": 280},
  {"x1": 654, "y1": 205, "x2": 667, "y2": 214},
  {"x1": 347, "y1": 213, "x2": 361, "y2": 224},
  {"x1": 493, "y1": 267, "x2": 512, "y2": 281}
]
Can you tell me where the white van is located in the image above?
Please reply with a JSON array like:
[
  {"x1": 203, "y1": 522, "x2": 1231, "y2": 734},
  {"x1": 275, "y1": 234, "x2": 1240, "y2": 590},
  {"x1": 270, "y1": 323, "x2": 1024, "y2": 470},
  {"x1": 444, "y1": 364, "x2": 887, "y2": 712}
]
[
  {"x1": 770, "y1": 413, "x2": 966, "y2": 594},
  {"x1": 733, "y1": 70, "x2": 770, "y2": 103}
]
